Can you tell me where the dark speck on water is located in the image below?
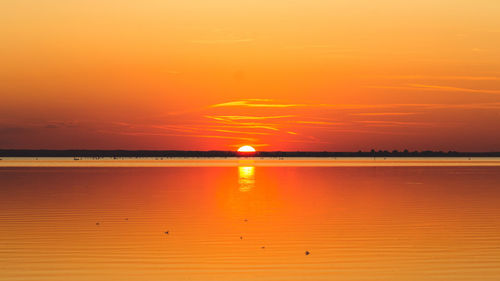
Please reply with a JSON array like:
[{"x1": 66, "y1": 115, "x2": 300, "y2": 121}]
[
  {"x1": 96, "y1": 222, "x2": 100, "y2": 226},
  {"x1": 244, "y1": 219, "x2": 248, "y2": 222},
  {"x1": 165, "y1": 231, "x2": 169, "y2": 234},
  {"x1": 261, "y1": 246, "x2": 265, "y2": 249},
  {"x1": 305, "y1": 251, "x2": 310, "y2": 255},
  {"x1": 240, "y1": 236, "x2": 243, "y2": 240}
]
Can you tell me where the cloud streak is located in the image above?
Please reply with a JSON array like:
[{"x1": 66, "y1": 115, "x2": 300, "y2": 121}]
[
  {"x1": 371, "y1": 84, "x2": 500, "y2": 95},
  {"x1": 211, "y1": 99, "x2": 306, "y2": 108},
  {"x1": 356, "y1": 120, "x2": 442, "y2": 127},
  {"x1": 295, "y1": 121, "x2": 344, "y2": 125},
  {"x1": 210, "y1": 99, "x2": 495, "y2": 110},
  {"x1": 207, "y1": 115, "x2": 295, "y2": 121},
  {"x1": 213, "y1": 129, "x2": 271, "y2": 135},
  {"x1": 382, "y1": 75, "x2": 500, "y2": 81},
  {"x1": 101, "y1": 130, "x2": 257, "y2": 142},
  {"x1": 350, "y1": 112, "x2": 417, "y2": 116},
  {"x1": 408, "y1": 84, "x2": 500, "y2": 95}
]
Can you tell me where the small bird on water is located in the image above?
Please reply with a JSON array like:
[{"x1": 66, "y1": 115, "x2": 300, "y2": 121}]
[
  {"x1": 165, "y1": 231, "x2": 169, "y2": 234},
  {"x1": 305, "y1": 251, "x2": 310, "y2": 255}
]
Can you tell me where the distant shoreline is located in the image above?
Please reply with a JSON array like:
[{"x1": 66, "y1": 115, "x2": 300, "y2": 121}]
[{"x1": 1, "y1": 150, "x2": 500, "y2": 158}]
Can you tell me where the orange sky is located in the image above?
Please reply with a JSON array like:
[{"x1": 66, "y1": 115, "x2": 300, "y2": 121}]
[{"x1": 1, "y1": 0, "x2": 500, "y2": 151}]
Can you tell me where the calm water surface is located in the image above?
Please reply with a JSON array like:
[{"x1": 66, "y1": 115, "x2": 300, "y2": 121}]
[{"x1": 1, "y1": 165, "x2": 500, "y2": 281}]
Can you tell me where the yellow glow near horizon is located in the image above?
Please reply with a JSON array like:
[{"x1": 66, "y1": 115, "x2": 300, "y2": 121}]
[{"x1": 237, "y1": 146, "x2": 256, "y2": 152}]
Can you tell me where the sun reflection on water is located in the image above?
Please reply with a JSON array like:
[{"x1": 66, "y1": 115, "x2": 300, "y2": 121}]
[{"x1": 238, "y1": 166, "x2": 255, "y2": 192}]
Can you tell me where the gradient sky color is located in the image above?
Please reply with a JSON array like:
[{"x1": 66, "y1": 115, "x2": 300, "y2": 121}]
[{"x1": 1, "y1": 0, "x2": 500, "y2": 151}]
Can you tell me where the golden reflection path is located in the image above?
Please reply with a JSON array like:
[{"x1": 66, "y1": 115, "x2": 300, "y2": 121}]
[{"x1": 238, "y1": 166, "x2": 255, "y2": 192}]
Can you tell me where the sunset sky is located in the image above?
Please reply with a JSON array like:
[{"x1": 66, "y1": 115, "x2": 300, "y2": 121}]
[{"x1": 1, "y1": 0, "x2": 500, "y2": 151}]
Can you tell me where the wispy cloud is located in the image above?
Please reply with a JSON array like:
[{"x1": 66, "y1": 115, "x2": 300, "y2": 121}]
[
  {"x1": 382, "y1": 75, "x2": 500, "y2": 81},
  {"x1": 211, "y1": 99, "x2": 306, "y2": 108},
  {"x1": 213, "y1": 129, "x2": 271, "y2": 135},
  {"x1": 208, "y1": 124, "x2": 280, "y2": 131},
  {"x1": 101, "y1": 130, "x2": 257, "y2": 142},
  {"x1": 210, "y1": 99, "x2": 463, "y2": 110},
  {"x1": 370, "y1": 84, "x2": 500, "y2": 95},
  {"x1": 149, "y1": 124, "x2": 199, "y2": 133},
  {"x1": 207, "y1": 115, "x2": 295, "y2": 121},
  {"x1": 229, "y1": 143, "x2": 270, "y2": 148},
  {"x1": 211, "y1": 99, "x2": 432, "y2": 110},
  {"x1": 408, "y1": 84, "x2": 500, "y2": 95},
  {"x1": 320, "y1": 128, "x2": 418, "y2": 136},
  {"x1": 295, "y1": 121, "x2": 343, "y2": 125},
  {"x1": 283, "y1": 139, "x2": 330, "y2": 144},
  {"x1": 350, "y1": 112, "x2": 417, "y2": 116},
  {"x1": 204, "y1": 116, "x2": 281, "y2": 131},
  {"x1": 356, "y1": 120, "x2": 440, "y2": 127}
]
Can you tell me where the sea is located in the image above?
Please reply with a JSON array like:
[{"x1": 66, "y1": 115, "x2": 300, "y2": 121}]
[{"x1": 1, "y1": 158, "x2": 499, "y2": 281}]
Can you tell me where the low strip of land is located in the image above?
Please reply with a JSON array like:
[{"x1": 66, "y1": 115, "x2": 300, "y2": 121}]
[{"x1": 1, "y1": 149, "x2": 499, "y2": 158}]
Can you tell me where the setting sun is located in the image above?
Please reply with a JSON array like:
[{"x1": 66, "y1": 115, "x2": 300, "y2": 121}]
[{"x1": 237, "y1": 145, "x2": 256, "y2": 153}]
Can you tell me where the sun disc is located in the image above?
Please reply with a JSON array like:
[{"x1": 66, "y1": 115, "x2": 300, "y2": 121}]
[{"x1": 237, "y1": 145, "x2": 256, "y2": 152}]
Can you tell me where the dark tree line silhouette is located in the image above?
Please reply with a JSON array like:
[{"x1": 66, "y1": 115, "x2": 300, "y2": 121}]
[{"x1": 0, "y1": 149, "x2": 499, "y2": 158}]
